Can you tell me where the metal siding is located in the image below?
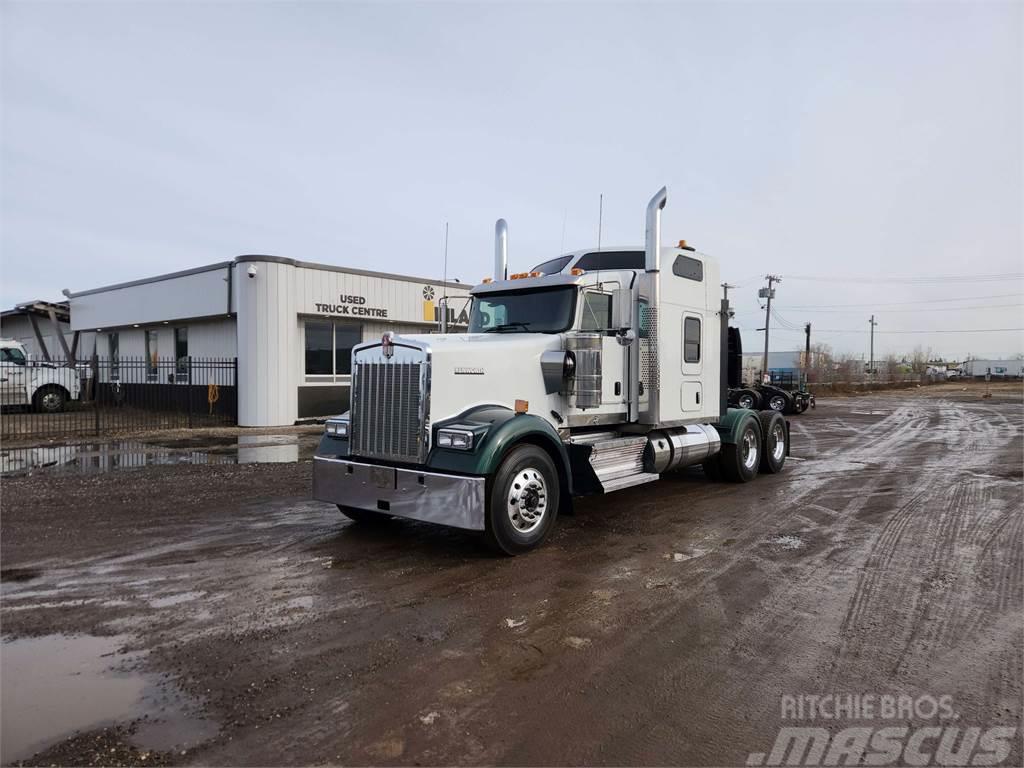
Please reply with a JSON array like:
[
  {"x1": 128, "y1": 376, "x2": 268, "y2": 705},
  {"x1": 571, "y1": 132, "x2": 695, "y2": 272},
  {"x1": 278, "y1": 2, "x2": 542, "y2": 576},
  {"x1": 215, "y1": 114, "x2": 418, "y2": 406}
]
[{"x1": 69, "y1": 267, "x2": 231, "y2": 331}]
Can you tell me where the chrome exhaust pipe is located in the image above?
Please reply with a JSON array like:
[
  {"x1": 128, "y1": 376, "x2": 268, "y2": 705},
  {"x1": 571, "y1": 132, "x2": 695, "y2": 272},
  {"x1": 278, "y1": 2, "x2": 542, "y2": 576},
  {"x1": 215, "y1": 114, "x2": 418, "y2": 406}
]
[
  {"x1": 644, "y1": 187, "x2": 667, "y2": 272},
  {"x1": 641, "y1": 187, "x2": 667, "y2": 424},
  {"x1": 494, "y1": 219, "x2": 508, "y2": 281}
]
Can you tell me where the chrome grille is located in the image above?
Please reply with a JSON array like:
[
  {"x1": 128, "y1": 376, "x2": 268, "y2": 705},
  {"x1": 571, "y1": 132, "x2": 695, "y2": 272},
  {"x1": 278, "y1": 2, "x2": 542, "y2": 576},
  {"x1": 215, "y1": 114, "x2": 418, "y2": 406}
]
[{"x1": 350, "y1": 341, "x2": 429, "y2": 463}]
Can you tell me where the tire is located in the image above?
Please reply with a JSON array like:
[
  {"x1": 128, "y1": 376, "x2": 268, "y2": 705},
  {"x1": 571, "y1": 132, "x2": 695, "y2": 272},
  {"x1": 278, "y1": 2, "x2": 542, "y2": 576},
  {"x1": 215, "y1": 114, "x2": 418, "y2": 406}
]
[
  {"x1": 718, "y1": 415, "x2": 762, "y2": 483},
  {"x1": 484, "y1": 444, "x2": 560, "y2": 555},
  {"x1": 735, "y1": 388, "x2": 761, "y2": 410},
  {"x1": 33, "y1": 386, "x2": 68, "y2": 413},
  {"x1": 337, "y1": 505, "x2": 391, "y2": 525},
  {"x1": 757, "y1": 411, "x2": 787, "y2": 474},
  {"x1": 797, "y1": 399, "x2": 809, "y2": 414},
  {"x1": 764, "y1": 390, "x2": 787, "y2": 412}
]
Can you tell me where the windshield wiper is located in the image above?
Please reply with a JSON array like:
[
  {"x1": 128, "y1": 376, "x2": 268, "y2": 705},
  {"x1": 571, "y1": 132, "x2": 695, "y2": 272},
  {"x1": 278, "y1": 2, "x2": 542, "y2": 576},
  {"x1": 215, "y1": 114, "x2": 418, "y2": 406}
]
[{"x1": 483, "y1": 322, "x2": 532, "y2": 333}]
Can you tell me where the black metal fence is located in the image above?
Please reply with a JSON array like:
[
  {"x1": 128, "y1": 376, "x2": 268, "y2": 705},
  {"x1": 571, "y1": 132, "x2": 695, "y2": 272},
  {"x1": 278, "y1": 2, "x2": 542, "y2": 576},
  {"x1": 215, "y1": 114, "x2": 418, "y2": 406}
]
[{"x1": 1, "y1": 356, "x2": 238, "y2": 441}]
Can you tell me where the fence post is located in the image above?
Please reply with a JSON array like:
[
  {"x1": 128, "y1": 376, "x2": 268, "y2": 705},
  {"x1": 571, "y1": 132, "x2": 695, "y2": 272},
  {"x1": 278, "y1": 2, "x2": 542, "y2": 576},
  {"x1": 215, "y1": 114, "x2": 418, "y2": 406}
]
[
  {"x1": 233, "y1": 357, "x2": 239, "y2": 425},
  {"x1": 92, "y1": 352, "x2": 100, "y2": 435},
  {"x1": 187, "y1": 356, "x2": 194, "y2": 429}
]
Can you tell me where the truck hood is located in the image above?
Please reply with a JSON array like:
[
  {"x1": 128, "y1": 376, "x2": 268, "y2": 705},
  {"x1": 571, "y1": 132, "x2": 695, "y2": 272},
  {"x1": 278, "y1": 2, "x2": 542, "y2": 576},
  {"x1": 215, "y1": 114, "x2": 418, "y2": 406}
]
[{"x1": 401, "y1": 333, "x2": 564, "y2": 424}]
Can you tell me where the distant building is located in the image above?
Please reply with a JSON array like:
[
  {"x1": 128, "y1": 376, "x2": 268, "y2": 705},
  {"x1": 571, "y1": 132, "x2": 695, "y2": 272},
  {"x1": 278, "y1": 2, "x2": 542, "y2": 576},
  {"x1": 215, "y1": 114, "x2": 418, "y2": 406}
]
[
  {"x1": 0, "y1": 300, "x2": 93, "y2": 362},
  {"x1": 960, "y1": 359, "x2": 1024, "y2": 379},
  {"x1": 740, "y1": 351, "x2": 812, "y2": 385}
]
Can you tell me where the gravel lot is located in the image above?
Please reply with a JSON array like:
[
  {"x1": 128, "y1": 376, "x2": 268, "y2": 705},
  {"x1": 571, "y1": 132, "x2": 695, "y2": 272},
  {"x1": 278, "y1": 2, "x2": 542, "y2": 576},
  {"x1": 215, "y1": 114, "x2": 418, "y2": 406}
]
[{"x1": 2, "y1": 383, "x2": 1021, "y2": 766}]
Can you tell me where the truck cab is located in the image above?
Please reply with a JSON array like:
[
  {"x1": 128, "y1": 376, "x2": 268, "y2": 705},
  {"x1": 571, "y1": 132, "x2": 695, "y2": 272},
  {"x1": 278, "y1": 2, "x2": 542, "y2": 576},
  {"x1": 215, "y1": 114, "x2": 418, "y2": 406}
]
[
  {"x1": 313, "y1": 188, "x2": 788, "y2": 554},
  {"x1": 0, "y1": 339, "x2": 81, "y2": 412}
]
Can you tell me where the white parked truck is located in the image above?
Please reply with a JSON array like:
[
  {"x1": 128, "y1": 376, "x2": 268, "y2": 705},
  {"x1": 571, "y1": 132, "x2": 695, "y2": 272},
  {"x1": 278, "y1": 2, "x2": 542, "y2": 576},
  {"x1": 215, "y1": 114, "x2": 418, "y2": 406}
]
[
  {"x1": 0, "y1": 339, "x2": 81, "y2": 412},
  {"x1": 313, "y1": 188, "x2": 789, "y2": 554}
]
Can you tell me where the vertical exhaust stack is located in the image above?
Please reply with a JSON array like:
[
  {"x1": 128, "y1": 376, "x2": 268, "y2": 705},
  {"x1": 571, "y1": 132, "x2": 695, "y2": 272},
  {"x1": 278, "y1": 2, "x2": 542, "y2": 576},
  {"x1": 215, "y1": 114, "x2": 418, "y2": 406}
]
[
  {"x1": 644, "y1": 187, "x2": 667, "y2": 273},
  {"x1": 494, "y1": 219, "x2": 508, "y2": 281},
  {"x1": 641, "y1": 187, "x2": 667, "y2": 424}
]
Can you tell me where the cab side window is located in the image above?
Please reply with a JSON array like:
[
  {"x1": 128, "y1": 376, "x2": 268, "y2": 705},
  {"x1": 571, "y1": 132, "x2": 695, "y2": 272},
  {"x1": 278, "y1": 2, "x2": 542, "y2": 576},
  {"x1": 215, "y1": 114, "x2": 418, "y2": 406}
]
[
  {"x1": 581, "y1": 292, "x2": 613, "y2": 332},
  {"x1": 683, "y1": 317, "x2": 701, "y2": 363}
]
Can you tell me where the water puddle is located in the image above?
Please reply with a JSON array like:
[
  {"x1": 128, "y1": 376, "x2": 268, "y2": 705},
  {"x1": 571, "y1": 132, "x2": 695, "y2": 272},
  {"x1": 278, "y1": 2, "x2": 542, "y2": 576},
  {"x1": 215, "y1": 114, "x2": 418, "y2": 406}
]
[
  {"x1": 1, "y1": 434, "x2": 318, "y2": 476},
  {"x1": 0, "y1": 634, "x2": 215, "y2": 763}
]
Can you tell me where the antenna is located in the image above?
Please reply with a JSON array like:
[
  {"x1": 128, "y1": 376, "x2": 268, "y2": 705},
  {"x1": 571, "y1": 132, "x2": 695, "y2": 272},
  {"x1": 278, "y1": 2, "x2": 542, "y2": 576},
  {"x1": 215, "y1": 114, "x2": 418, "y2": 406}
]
[
  {"x1": 596, "y1": 193, "x2": 604, "y2": 288},
  {"x1": 441, "y1": 222, "x2": 449, "y2": 334}
]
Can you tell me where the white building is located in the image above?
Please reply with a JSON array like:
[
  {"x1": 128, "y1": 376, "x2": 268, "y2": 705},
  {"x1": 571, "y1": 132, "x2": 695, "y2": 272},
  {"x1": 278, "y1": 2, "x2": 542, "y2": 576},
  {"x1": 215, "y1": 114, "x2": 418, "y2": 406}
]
[
  {"x1": 960, "y1": 359, "x2": 1024, "y2": 379},
  {"x1": 67, "y1": 256, "x2": 471, "y2": 426}
]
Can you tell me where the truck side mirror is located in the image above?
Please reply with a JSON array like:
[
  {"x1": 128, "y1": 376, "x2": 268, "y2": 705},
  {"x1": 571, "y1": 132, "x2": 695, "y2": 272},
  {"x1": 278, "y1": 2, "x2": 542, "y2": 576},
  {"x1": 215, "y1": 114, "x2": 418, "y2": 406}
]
[{"x1": 613, "y1": 288, "x2": 633, "y2": 330}]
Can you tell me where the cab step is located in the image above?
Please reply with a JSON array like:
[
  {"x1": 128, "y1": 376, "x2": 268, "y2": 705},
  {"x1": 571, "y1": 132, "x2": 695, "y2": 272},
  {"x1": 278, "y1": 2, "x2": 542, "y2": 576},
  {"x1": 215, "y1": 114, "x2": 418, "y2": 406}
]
[{"x1": 570, "y1": 434, "x2": 659, "y2": 494}]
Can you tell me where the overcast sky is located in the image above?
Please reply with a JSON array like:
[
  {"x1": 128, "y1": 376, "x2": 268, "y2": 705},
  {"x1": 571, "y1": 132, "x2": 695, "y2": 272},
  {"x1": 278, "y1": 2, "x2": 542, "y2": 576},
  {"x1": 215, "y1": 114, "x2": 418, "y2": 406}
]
[{"x1": 2, "y1": 1, "x2": 1021, "y2": 358}]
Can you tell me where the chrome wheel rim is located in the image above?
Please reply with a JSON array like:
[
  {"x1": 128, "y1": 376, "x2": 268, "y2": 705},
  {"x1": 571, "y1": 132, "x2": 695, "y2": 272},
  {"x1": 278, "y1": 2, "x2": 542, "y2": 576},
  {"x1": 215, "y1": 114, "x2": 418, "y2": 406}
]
[
  {"x1": 507, "y1": 466, "x2": 548, "y2": 534},
  {"x1": 741, "y1": 428, "x2": 759, "y2": 471},
  {"x1": 738, "y1": 394, "x2": 754, "y2": 409},
  {"x1": 769, "y1": 396, "x2": 785, "y2": 411},
  {"x1": 41, "y1": 392, "x2": 61, "y2": 411},
  {"x1": 771, "y1": 423, "x2": 786, "y2": 462}
]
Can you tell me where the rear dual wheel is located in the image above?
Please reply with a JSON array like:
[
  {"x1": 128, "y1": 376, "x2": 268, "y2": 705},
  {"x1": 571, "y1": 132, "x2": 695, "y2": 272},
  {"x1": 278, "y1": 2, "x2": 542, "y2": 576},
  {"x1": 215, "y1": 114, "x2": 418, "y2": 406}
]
[
  {"x1": 757, "y1": 411, "x2": 787, "y2": 474},
  {"x1": 707, "y1": 410, "x2": 787, "y2": 482}
]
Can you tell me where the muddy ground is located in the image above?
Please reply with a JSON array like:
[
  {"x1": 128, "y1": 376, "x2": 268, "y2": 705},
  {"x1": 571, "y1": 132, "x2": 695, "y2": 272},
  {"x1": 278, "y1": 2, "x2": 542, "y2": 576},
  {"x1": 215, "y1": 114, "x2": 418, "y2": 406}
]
[{"x1": 2, "y1": 383, "x2": 1022, "y2": 766}]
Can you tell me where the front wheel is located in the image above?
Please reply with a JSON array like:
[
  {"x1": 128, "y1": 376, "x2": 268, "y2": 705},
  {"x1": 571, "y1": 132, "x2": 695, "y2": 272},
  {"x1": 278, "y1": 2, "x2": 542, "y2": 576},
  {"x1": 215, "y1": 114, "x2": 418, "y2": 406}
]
[{"x1": 484, "y1": 444, "x2": 560, "y2": 555}]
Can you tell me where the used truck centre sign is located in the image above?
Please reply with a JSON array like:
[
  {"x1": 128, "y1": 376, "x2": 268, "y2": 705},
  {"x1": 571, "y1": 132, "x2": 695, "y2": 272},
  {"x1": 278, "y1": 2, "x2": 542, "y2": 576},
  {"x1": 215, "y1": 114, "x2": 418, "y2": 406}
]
[{"x1": 314, "y1": 295, "x2": 389, "y2": 318}]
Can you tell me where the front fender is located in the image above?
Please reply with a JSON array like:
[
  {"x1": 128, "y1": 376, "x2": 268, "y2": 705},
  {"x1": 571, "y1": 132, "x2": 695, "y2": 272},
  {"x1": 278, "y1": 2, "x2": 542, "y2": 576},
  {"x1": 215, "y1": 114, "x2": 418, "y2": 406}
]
[{"x1": 427, "y1": 406, "x2": 571, "y2": 492}]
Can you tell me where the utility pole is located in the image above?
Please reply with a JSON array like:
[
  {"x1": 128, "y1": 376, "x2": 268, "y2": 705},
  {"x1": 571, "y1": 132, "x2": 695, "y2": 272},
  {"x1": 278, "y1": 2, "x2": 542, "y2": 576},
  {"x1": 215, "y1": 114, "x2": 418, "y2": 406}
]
[
  {"x1": 721, "y1": 283, "x2": 736, "y2": 318},
  {"x1": 759, "y1": 275, "x2": 781, "y2": 383},
  {"x1": 868, "y1": 315, "x2": 878, "y2": 376},
  {"x1": 804, "y1": 322, "x2": 811, "y2": 387}
]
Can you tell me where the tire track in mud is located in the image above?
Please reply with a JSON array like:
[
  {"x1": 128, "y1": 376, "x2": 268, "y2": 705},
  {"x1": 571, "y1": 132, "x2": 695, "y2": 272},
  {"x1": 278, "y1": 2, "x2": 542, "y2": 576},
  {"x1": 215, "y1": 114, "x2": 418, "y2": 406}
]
[{"x1": 831, "y1": 399, "x2": 1023, "y2": 683}]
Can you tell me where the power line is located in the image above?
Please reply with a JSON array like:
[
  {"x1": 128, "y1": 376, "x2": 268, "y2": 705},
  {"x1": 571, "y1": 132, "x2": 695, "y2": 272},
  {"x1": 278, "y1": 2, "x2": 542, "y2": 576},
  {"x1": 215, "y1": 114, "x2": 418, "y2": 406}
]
[
  {"x1": 733, "y1": 325, "x2": 1024, "y2": 335},
  {"x1": 785, "y1": 273, "x2": 1024, "y2": 285},
  {"x1": 775, "y1": 302, "x2": 1023, "y2": 314},
  {"x1": 784, "y1": 292, "x2": 1024, "y2": 309}
]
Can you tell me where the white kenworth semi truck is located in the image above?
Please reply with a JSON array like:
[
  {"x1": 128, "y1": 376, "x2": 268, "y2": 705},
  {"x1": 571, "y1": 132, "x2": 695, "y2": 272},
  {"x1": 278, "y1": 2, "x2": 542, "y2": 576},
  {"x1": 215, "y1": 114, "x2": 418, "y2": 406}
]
[{"x1": 313, "y1": 188, "x2": 789, "y2": 554}]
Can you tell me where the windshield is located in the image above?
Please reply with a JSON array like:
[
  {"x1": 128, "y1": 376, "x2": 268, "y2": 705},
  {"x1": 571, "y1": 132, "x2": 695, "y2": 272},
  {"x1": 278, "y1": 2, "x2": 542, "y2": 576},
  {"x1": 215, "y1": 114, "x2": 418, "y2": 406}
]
[
  {"x1": 1, "y1": 347, "x2": 26, "y2": 365},
  {"x1": 530, "y1": 255, "x2": 573, "y2": 275},
  {"x1": 469, "y1": 287, "x2": 576, "y2": 333}
]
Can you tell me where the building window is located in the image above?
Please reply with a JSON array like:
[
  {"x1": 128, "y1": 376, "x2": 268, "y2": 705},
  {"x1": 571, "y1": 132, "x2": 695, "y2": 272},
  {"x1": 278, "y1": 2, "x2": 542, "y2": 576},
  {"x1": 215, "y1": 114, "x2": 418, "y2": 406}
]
[
  {"x1": 581, "y1": 292, "x2": 613, "y2": 332},
  {"x1": 108, "y1": 332, "x2": 120, "y2": 377},
  {"x1": 305, "y1": 321, "x2": 362, "y2": 379},
  {"x1": 174, "y1": 327, "x2": 188, "y2": 375},
  {"x1": 145, "y1": 330, "x2": 159, "y2": 381},
  {"x1": 683, "y1": 317, "x2": 701, "y2": 363},
  {"x1": 334, "y1": 324, "x2": 361, "y2": 375}
]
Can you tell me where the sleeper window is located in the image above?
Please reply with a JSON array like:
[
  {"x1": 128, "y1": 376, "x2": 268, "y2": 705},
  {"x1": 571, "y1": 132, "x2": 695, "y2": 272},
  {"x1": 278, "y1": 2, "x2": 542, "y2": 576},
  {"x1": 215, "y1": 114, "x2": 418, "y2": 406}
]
[{"x1": 683, "y1": 317, "x2": 701, "y2": 363}]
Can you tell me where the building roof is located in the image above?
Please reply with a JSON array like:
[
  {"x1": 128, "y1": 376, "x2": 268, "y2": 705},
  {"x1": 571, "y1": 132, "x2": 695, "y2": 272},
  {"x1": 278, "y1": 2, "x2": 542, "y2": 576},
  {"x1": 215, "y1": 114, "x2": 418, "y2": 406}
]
[
  {"x1": 1, "y1": 300, "x2": 71, "y2": 322},
  {"x1": 67, "y1": 255, "x2": 469, "y2": 299}
]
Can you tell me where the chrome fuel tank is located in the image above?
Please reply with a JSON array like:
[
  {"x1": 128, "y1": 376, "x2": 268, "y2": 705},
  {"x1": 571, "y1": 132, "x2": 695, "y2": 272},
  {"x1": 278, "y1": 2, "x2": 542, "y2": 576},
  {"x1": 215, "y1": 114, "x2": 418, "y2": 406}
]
[{"x1": 643, "y1": 424, "x2": 721, "y2": 474}]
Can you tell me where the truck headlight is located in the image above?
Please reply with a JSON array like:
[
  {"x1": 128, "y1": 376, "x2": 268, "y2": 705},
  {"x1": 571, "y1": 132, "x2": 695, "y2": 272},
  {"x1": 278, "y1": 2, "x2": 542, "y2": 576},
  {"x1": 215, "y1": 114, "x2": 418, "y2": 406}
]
[
  {"x1": 325, "y1": 418, "x2": 349, "y2": 438},
  {"x1": 437, "y1": 428, "x2": 474, "y2": 450}
]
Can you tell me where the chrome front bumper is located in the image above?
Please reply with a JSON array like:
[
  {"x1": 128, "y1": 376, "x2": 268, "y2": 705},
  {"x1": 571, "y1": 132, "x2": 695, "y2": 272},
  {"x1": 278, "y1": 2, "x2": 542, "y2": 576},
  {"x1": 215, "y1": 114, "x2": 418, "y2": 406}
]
[{"x1": 312, "y1": 456, "x2": 486, "y2": 531}]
